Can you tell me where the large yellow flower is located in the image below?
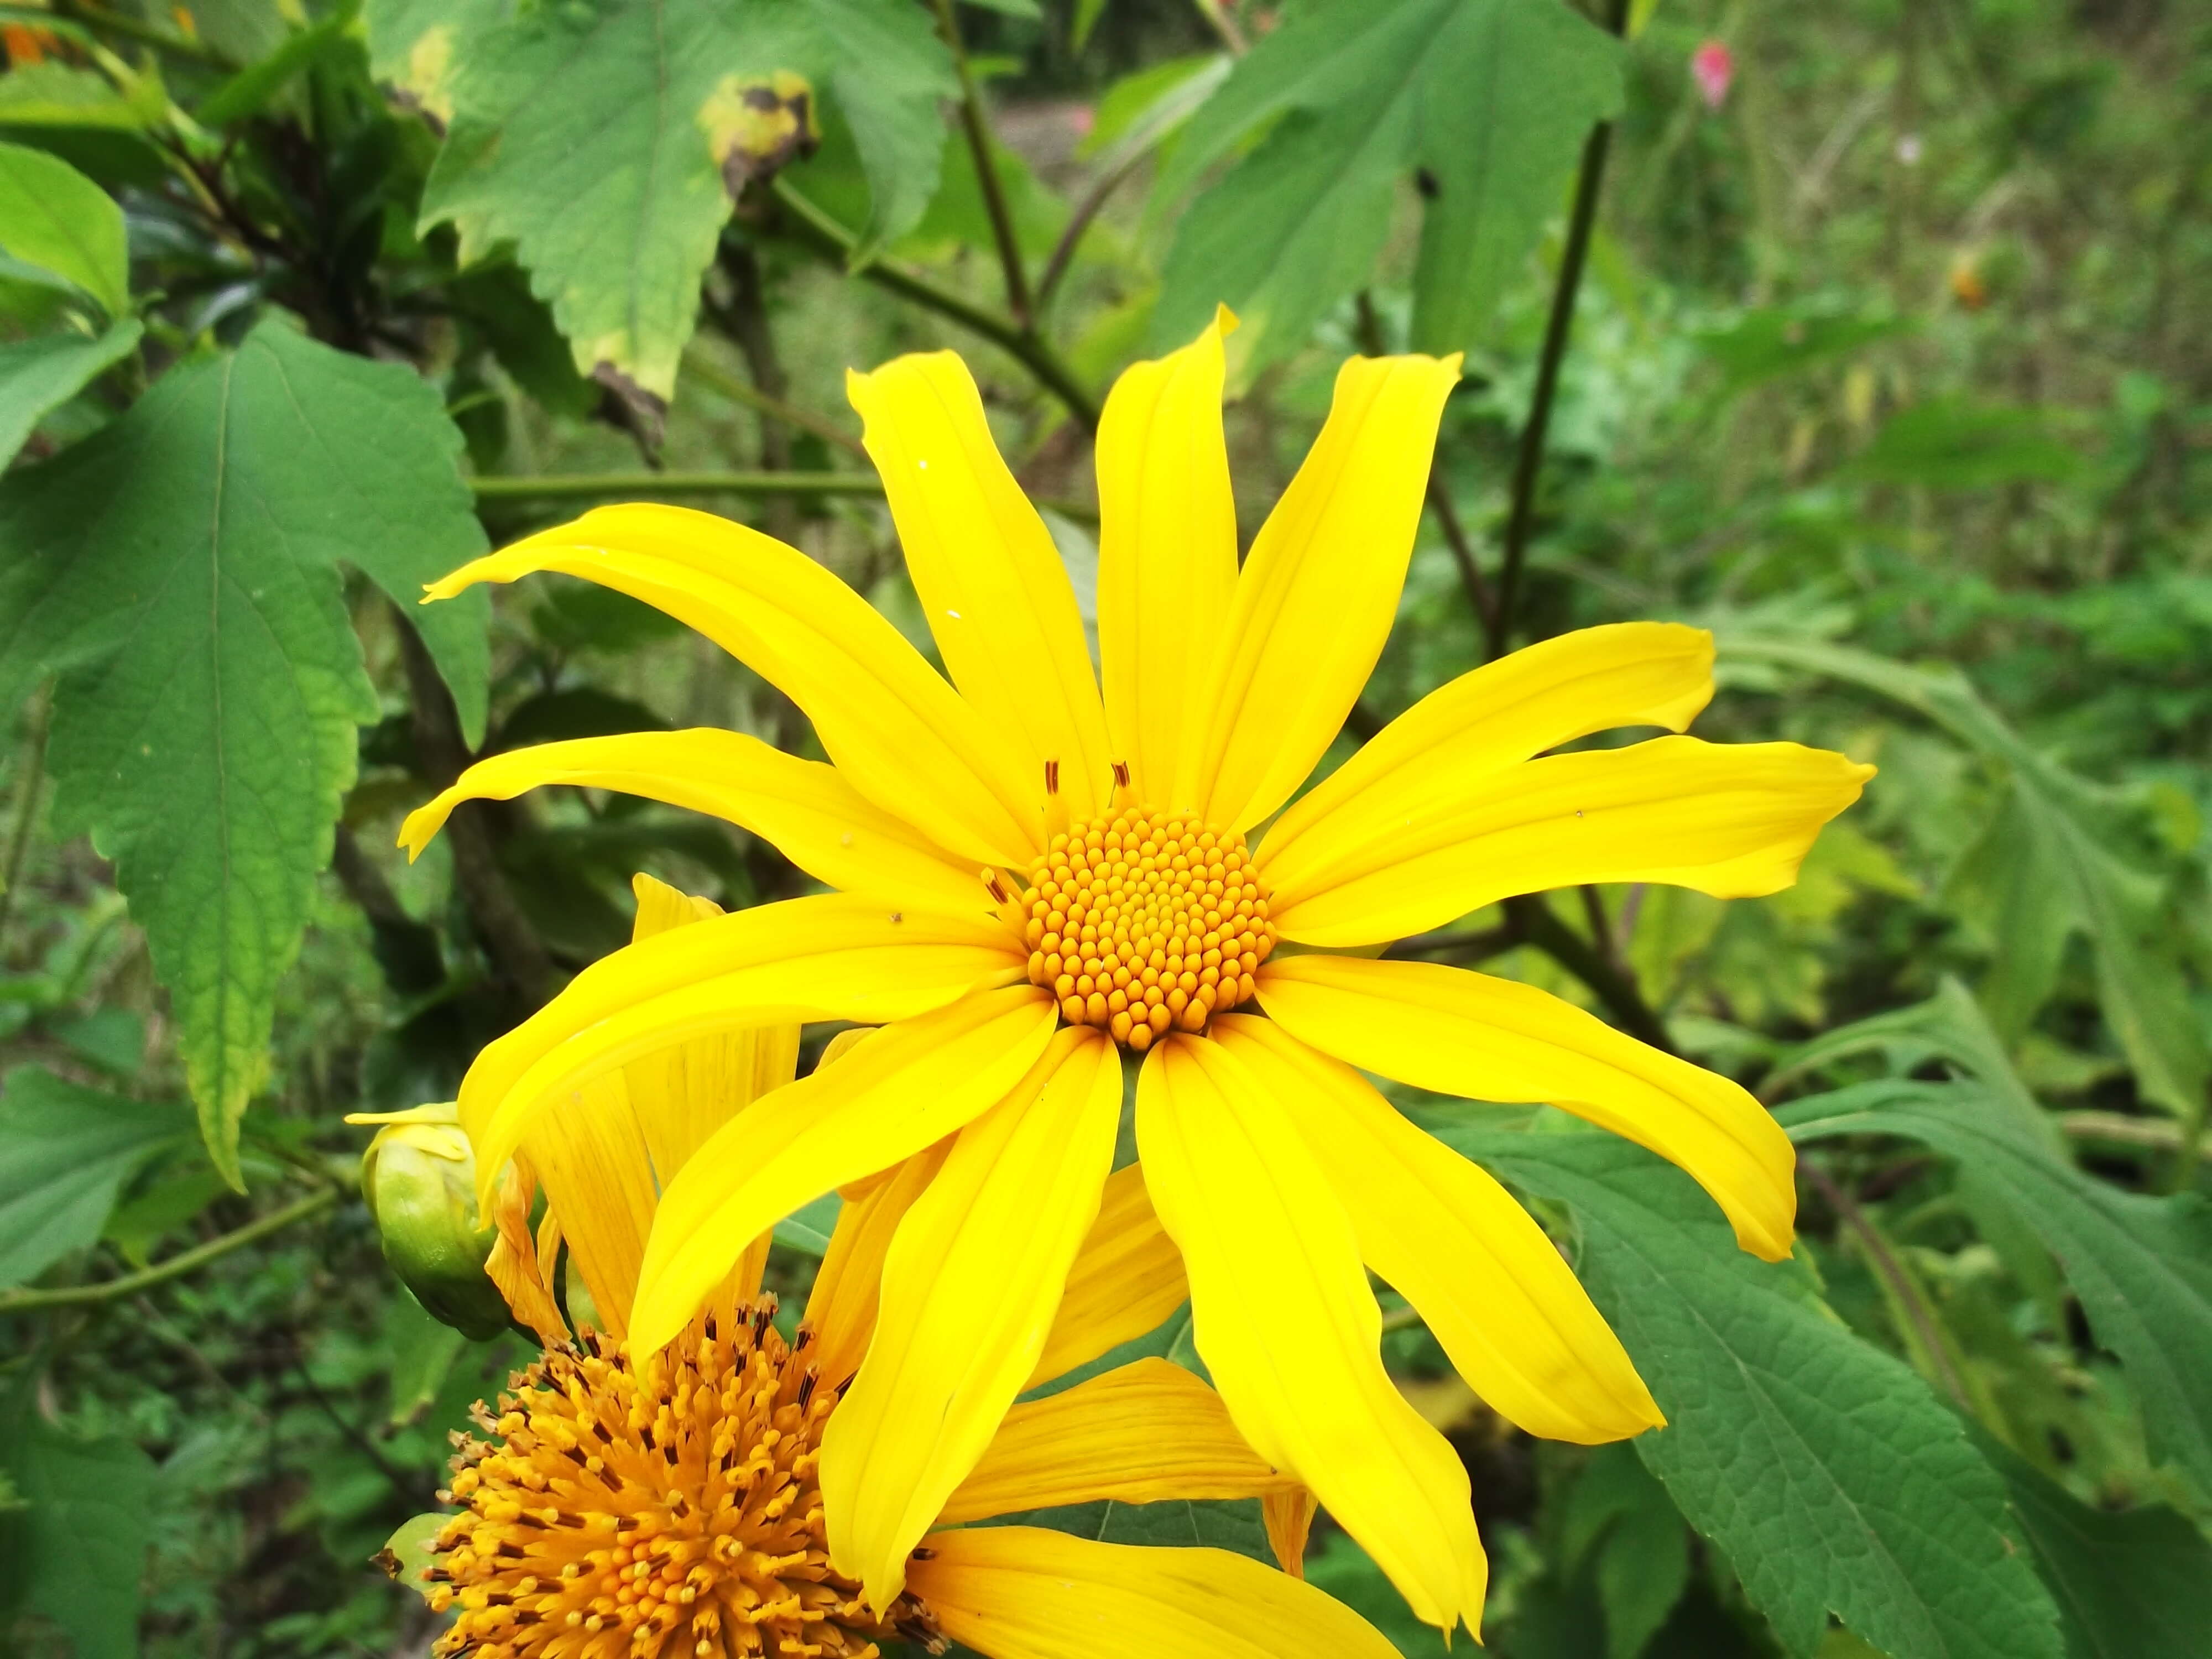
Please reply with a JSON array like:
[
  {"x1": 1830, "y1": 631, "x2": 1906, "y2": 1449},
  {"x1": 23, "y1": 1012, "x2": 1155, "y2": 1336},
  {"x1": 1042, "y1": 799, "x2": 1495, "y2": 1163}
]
[
  {"x1": 416, "y1": 873, "x2": 1396, "y2": 1659},
  {"x1": 402, "y1": 314, "x2": 1871, "y2": 1637}
]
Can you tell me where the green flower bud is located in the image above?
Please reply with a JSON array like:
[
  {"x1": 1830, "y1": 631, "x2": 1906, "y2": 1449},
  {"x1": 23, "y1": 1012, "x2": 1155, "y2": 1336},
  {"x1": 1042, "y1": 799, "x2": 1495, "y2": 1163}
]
[{"x1": 352, "y1": 1104, "x2": 511, "y2": 1340}]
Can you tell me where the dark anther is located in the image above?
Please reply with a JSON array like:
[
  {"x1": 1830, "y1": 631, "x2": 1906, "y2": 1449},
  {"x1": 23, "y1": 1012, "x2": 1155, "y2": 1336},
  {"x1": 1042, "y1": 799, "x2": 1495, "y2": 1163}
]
[{"x1": 796, "y1": 1371, "x2": 818, "y2": 1408}]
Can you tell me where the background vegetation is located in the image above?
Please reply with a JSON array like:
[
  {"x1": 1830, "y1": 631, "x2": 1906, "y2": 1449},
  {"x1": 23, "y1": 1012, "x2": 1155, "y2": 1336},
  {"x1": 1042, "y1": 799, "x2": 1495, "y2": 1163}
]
[{"x1": 1, "y1": 0, "x2": 2209, "y2": 1654}]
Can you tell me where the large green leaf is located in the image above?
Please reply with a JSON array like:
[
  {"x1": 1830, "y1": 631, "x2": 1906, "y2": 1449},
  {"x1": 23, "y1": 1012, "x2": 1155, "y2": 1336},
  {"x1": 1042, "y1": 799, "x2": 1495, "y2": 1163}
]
[
  {"x1": 0, "y1": 1065, "x2": 188, "y2": 1288},
  {"x1": 0, "y1": 1387, "x2": 155, "y2": 1659},
  {"x1": 1437, "y1": 1125, "x2": 2065, "y2": 1659},
  {"x1": 1151, "y1": 0, "x2": 1619, "y2": 366},
  {"x1": 392, "y1": 0, "x2": 953, "y2": 401},
  {"x1": 1719, "y1": 633, "x2": 2209, "y2": 1119},
  {"x1": 0, "y1": 321, "x2": 489, "y2": 1186},
  {"x1": 1783, "y1": 1083, "x2": 2212, "y2": 1498},
  {"x1": 0, "y1": 321, "x2": 141, "y2": 466},
  {"x1": 1850, "y1": 399, "x2": 2084, "y2": 489},
  {"x1": 0, "y1": 140, "x2": 128, "y2": 319},
  {"x1": 1972, "y1": 1429, "x2": 2212, "y2": 1659}
]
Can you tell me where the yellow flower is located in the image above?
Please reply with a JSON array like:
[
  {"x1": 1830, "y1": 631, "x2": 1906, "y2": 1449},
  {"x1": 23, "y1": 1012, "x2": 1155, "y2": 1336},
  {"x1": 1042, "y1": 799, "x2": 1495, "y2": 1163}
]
[
  {"x1": 401, "y1": 313, "x2": 1871, "y2": 1636},
  {"x1": 422, "y1": 873, "x2": 1398, "y2": 1659}
]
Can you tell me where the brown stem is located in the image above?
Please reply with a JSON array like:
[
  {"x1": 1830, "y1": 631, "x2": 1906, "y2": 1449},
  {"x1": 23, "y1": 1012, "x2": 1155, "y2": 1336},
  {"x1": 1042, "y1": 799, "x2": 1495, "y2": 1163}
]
[
  {"x1": 1503, "y1": 894, "x2": 1673, "y2": 1053},
  {"x1": 716, "y1": 243, "x2": 800, "y2": 542},
  {"x1": 1036, "y1": 145, "x2": 1147, "y2": 312},
  {"x1": 931, "y1": 0, "x2": 1034, "y2": 328},
  {"x1": 1488, "y1": 0, "x2": 1630, "y2": 659},
  {"x1": 0, "y1": 1187, "x2": 338, "y2": 1314},
  {"x1": 396, "y1": 615, "x2": 559, "y2": 1010}
]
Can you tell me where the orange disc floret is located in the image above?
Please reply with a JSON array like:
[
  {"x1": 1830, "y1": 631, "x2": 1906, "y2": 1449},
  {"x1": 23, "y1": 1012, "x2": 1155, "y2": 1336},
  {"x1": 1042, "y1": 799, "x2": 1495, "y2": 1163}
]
[
  {"x1": 422, "y1": 1305, "x2": 942, "y2": 1659},
  {"x1": 1020, "y1": 805, "x2": 1277, "y2": 1050}
]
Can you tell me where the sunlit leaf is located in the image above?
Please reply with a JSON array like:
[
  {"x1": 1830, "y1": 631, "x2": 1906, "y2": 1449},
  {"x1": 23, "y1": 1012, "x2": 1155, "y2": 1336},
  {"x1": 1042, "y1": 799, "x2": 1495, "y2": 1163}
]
[
  {"x1": 1437, "y1": 1125, "x2": 2067, "y2": 1659},
  {"x1": 1785, "y1": 1082, "x2": 2212, "y2": 1498},
  {"x1": 387, "y1": 0, "x2": 954, "y2": 400},
  {"x1": 0, "y1": 321, "x2": 489, "y2": 1185},
  {"x1": 0, "y1": 140, "x2": 128, "y2": 319},
  {"x1": 0, "y1": 321, "x2": 140, "y2": 466}
]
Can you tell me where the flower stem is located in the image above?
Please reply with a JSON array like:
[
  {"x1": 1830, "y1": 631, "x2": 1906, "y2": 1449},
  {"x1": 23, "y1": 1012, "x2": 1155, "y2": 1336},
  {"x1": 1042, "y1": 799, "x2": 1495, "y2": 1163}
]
[
  {"x1": 931, "y1": 0, "x2": 1034, "y2": 328},
  {"x1": 1488, "y1": 0, "x2": 1632, "y2": 660},
  {"x1": 769, "y1": 180, "x2": 1102, "y2": 433},
  {"x1": 0, "y1": 1186, "x2": 339, "y2": 1314}
]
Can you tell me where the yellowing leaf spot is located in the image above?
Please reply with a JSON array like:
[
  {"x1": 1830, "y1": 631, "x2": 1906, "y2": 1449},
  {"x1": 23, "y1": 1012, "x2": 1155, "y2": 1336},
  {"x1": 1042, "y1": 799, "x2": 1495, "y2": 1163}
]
[
  {"x1": 404, "y1": 26, "x2": 457, "y2": 126},
  {"x1": 700, "y1": 71, "x2": 821, "y2": 198}
]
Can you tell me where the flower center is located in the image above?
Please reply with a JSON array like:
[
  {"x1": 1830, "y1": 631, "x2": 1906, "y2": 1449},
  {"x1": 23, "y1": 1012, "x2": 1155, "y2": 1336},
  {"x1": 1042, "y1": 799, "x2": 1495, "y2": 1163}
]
[
  {"x1": 422, "y1": 1306, "x2": 941, "y2": 1659},
  {"x1": 1019, "y1": 804, "x2": 1276, "y2": 1050}
]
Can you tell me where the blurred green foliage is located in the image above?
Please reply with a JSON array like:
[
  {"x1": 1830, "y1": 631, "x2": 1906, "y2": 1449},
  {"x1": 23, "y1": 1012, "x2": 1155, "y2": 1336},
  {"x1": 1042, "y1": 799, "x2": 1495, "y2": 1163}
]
[{"x1": 1, "y1": 0, "x2": 2209, "y2": 1654}]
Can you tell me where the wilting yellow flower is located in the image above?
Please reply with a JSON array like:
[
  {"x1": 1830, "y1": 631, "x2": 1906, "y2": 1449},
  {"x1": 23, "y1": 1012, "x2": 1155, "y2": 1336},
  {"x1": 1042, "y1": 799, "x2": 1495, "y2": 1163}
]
[
  {"x1": 401, "y1": 313, "x2": 1871, "y2": 1636},
  {"x1": 419, "y1": 874, "x2": 1397, "y2": 1659}
]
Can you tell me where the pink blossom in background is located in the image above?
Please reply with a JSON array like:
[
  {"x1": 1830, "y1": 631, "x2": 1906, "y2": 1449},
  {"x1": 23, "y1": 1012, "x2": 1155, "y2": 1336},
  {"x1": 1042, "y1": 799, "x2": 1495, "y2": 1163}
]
[{"x1": 1692, "y1": 39, "x2": 1734, "y2": 111}]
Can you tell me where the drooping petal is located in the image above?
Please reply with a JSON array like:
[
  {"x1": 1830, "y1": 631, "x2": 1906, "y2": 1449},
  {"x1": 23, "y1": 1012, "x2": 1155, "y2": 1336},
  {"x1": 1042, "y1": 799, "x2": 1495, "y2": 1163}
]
[
  {"x1": 804, "y1": 1142, "x2": 954, "y2": 1391},
  {"x1": 1095, "y1": 309, "x2": 1240, "y2": 808},
  {"x1": 517, "y1": 1076, "x2": 658, "y2": 1338},
  {"x1": 1208, "y1": 1015, "x2": 1661, "y2": 1443},
  {"x1": 457, "y1": 894, "x2": 1025, "y2": 1209},
  {"x1": 422, "y1": 503, "x2": 1039, "y2": 863},
  {"x1": 1269, "y1": 735, "x2": 1877, "y2": 946},
  {"x1": 628, "y1": 987, "x2": 1058, "y2": 1357},
  {"x1": 1135, "y1": 1035, "x2": 1486, "y2": 1637},
  {"x1": 1259, "y1": 622, "x2": 1715, "y2": 888},
  {"x1": 938, "y1": 1358, "x2": 1293, "y2": 1525},
  {"x1": 1026, "y1": 1162, "x2": 1188, "y2": 1390},
  {"x1": 1264, "y1": 1490, "x2": 1318, "y2": 1580},
  {"x1": 1176, "y1": 353, "x2": 1462, "y2": 832},
  {"x1": 823, "y1": 1029, "x2": 1122, "y2": 1607},
  {"x1": 1256, "y1": 954, "x2": 1796, "y2": 1260},
  {"x1": 619, "y1": 874, "x2": 802, "y2": 1308},
  {"x1": 849, "y1": 354, "x2": 1114, "y2": 821},
  {"x1": 485, "y1": 1157, "x2": 566, "y2": 1345},
  {"x1": 398, "y1": 729, "x2": 984, "y2": 915},
  {"x1": 909, "y1": 1526, "x2": 1405, "y2": 1659}
]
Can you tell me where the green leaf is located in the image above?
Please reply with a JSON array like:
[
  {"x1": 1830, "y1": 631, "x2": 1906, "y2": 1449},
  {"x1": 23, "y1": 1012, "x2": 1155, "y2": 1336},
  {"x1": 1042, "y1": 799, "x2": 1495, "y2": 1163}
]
[
  {"x1": 1152, "y1": 0, "x2": 1620, "y2": 367},
  {"x1": 1850, "y1": 398, "x2": 2084, "y2": 489},
  {"x1": 1406, "y1": 0, "x2": 1622, "y2": 356},
  {"x1": 0, "y1": 320, "x2": 489, "y2": 1185},
  {"x1": 373, "y1": 1511, "x2": 448, "y2": 1602},
  {"x1": 196, "y1": 0, "x2": 363, "y2": 128},
  {"x1": 405, "y1": 0, "x2": 954, "y2": 400},
  {"x1": 771, "y1": 1192, "x2": 840, "y2": 1255},
  {"x1": 0, "y1": 320, "x2": 140, "y2": 466},
  {"x1": 0, "y1": 61, "x2": 158, "y2": 132},
  {"x1": 1718, "y1": 633, "x2": 2210, "y2": 1119},
  {"x1": 384, "y1": 1286, "x2": 471, "y2": 1426},
  {"x1": 0, "y1": 1387, "x2": 155, "y2": 1659},
  {"x1": 1971, "y1": 1428, "x2": 2212, "y2": 1659},
  {"x1": 1561, "y1": 1443, "x2": 1692, "y2": 1659},
  {"x1": 1072, "y1": 0, "x2": 1110, "y2": 50},
  {"x1": 0, "y1": 1065, "x2": 188, "y2": 1287},
  {"x1": 0, "y1": 140, "x2": 128, "y2": 320},
  {"x1": 1784, "y1": 1084, "x2": 2212, "y2": 1498},
  {"x1": 1693, "y1": 305, "x2": 1917, "y2": 401},
  {"x1": 1436, "y1": 1125, "x2": 2066, "y2": 1659}
]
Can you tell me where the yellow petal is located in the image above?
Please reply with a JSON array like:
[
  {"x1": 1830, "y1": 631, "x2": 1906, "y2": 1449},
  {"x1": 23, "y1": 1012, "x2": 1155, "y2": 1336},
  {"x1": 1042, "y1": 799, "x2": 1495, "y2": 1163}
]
[
  {"x1": 628, "y1": 987, "x2": 1058, "y2": 1357},
  {"x1": 515, "y1": 1076, "x2": 657, "y2": 1338},
  {"x1": 849, "y1": 354, "x2": 1113, "y2": 821},
  {"x1": 1026, "y1": 1161, "x2": 1188, "y2": 1390},
  {"x1": 422, "y1": 503, "x2": 1038, "y2": 864},
  {"x1": 457, "y1": 894, "x2": 1025, "y2": 1209},
  {"x1": 1260, "y1": 621, "x2": 1715, "y2": 889},
  {"x1": 823, "y1": 1029, "x2": 1122, "y2": 1606},
  {"x1": 1270, "y1": 735, "x2": 1877, "y2": 946},
  {"x1": 804, "y1": 1141, "x2": 954, "y2": 1390},
  {"x1": 485, "y1": 1157, "x2": 566, "y2": 1345},
  {"x1": 1256, "y1": 954, "x2": 1796, "y2": 1260},
  {"x1": 1208, "y1": 1015, "x2": 1662, "y2": 1443},
  {"x1": 1095, "y1": 309, "x2": 1239, "y2": 808},
  {"x1": 398, "y1": 729, "x2": 984, "y2": 915},
  {"x1": 622, "y1": 874, "x2": 802, "y2": 1307},
  {"x1": 1135, "y1": 1035, "x2": 1486, "y2": 1637},
  {"x1": 939, "y1": 1357, "x2": 1294, "y2": 1525},
  {"x1": 909, "y1": 1526, "x2": 1405, "y2": 1659},
  {"x1": 1177, "y1": 353, "x2": 1462, "y2": 832},
  {"x1": 1264, "y1": 1489, "x2": 1318, "y2": 1579}
]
